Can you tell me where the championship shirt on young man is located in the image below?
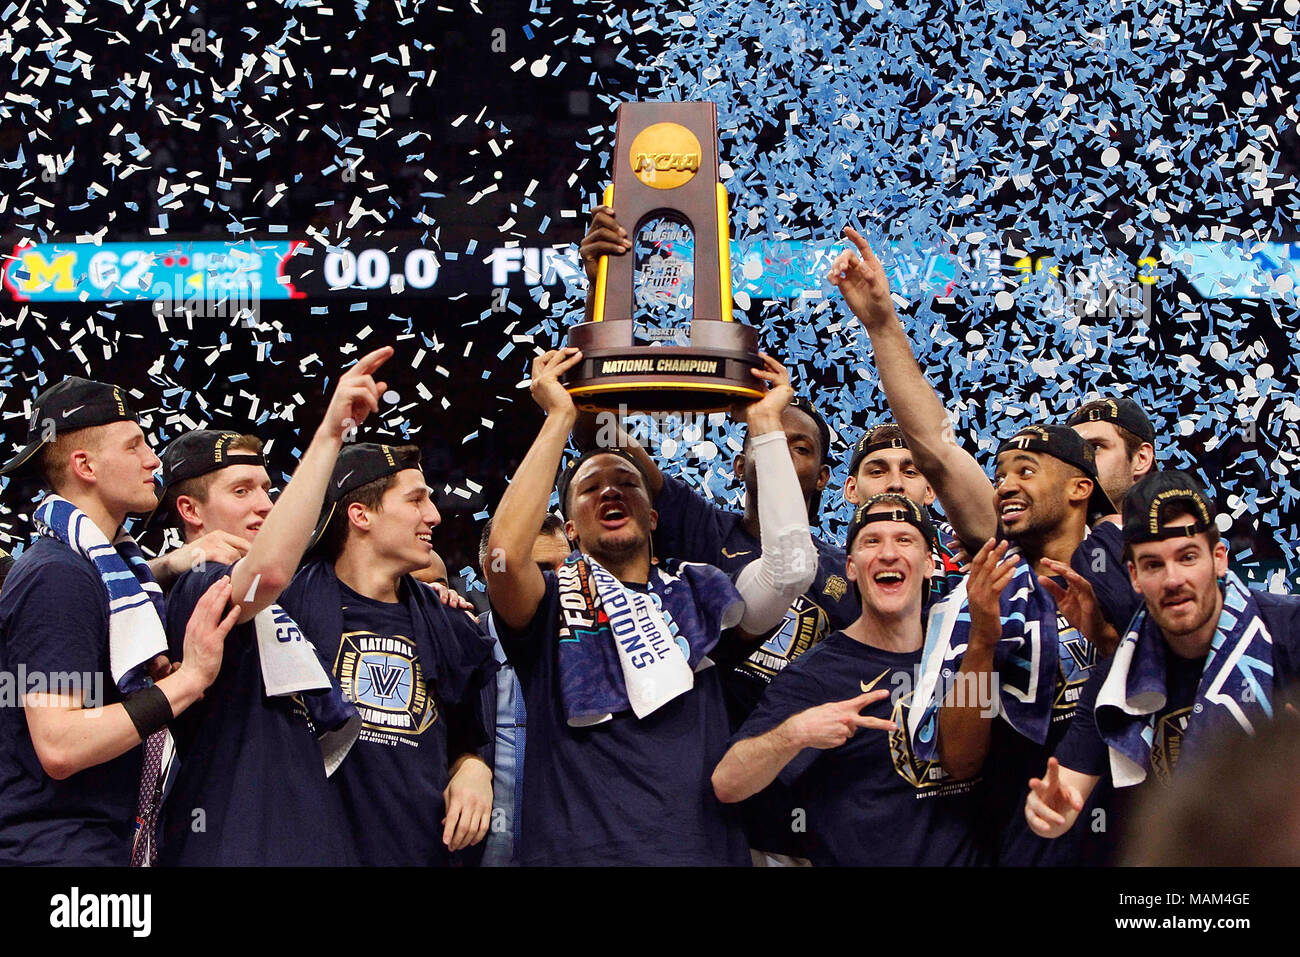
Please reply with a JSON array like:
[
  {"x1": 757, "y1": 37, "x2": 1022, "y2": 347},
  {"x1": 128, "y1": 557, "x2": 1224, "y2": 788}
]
[
  {"x1": 0, "y1": 538, "x2": 144, "y2": 865},
  {"x1": 160, "y1": 562, "x2": 356, "y2": 866},
  {"x1": 735, "y1": 631, "x2": 988, "y2": 866},
  {"x1": 493, "y1": 557, "x2": 751, "y2": 867},
  {"x1": 279, "y1": 560, "x2": 494, "y2": 867}
]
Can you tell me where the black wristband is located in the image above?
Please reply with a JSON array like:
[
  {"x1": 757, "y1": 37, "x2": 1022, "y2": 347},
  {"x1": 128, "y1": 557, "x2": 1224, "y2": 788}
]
[{"x1": 122, "y1": 685, "x2": 173, "y2": 740}]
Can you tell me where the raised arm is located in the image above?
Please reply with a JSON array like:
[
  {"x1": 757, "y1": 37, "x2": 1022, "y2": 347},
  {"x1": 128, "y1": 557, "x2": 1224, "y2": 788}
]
[
  {"x1": 937, "y1": 539, "x2": 1016, "y2": 779},
  {"x1": 828, "y1": 227, "x2": 995, "y2": 548},
  {"x1": 485, "y1": 348, "x2": 583, "y2": 631},
  {"x1": 226, "y1": 346, "x2": 392, "y2": 623},
  {"x1": 731, "y1": 355, "x2": 818, "y2": 635},
  {"x1": 713, "y1": 690, "x2": 893, "y2": 803}
]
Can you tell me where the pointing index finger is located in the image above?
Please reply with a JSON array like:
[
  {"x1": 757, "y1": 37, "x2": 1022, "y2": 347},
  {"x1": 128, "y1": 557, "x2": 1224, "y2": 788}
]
[
  {"x1": 351, "y1": 345, "x2": 395, "y2": 376},
  {"x1": 843, "y1": 225, "x2": 875, "y2": 261}
]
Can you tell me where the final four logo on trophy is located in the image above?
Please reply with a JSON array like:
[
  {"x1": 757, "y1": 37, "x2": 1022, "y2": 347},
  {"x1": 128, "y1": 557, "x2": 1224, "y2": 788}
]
[{"x1": 563, "y1": 102, "x2": 765, "y2": 413}]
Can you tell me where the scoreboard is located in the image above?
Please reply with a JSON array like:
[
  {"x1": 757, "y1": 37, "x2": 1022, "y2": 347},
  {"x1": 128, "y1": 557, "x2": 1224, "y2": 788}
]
[{"x1": 3, "y1": 236, "x2": 1298, "y2": 305}]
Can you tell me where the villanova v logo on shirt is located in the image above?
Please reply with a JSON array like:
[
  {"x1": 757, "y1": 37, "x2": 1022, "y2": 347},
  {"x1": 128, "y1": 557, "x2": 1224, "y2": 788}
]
[
  {"x1": 335, "y1": 631, "x2": 437, "y2": 739},
  {"x1": 364, "y1": 658, "x2": 406, "y2": 700}
]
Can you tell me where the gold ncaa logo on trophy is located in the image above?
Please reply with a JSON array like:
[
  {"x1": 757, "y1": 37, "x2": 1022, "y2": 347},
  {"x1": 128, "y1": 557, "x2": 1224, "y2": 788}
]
[{"x1": 562, "y1": 102, "x2": 764, "y2": 413}]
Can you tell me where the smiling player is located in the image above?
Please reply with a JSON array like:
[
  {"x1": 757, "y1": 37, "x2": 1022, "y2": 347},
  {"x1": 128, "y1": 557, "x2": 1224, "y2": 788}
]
[
  {"x1": 712, "y1": 494, "x2": 986, "y2": 865},
  {"x1": 150, "y1": 347, "x2": 393, "y2": 864},
  {"x1": 0, "y1": 378, "x2": 239, "y2": 865},
  {"x1": 277, "y1": 441, "x2": 497, "y2": 866},
  {"x1": 1027, "y1": 471, "x2": 1300, "y2": 841},
  {"x1": 935, "y1": 424, "x2": 1118, "y2": 866}
]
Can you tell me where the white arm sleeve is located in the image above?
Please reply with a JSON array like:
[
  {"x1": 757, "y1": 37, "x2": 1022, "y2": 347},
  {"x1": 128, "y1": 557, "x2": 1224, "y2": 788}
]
[{"x1": 733, "y1": 430, "x2": 819, "y2": 634}]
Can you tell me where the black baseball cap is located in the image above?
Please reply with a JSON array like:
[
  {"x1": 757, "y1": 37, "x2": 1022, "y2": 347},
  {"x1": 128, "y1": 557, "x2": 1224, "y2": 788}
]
[
  {"x1": 1122, "y1": 470, "x2": 1217, "y2": 545},
  {"x1": 143, "y1": 430, "x2": 267, "y2": 526},
  {"x1": 845, "y1": 493, "x2": 937, "y2": 551},
  {"x1": 1064, "y1": 396, "x2": 1156, "y2": 445},
  {"x1": 556, "y1": 447, "x2": 651, "y2": 519},
  {"x1": 995, "y1": 424, "x2": 1116, "y2": 519},
  {"x1": 306, "y1": 442, "x2": 423, "y2": 552},
  {"x1": 847, "y1": 423, "x2": 910, "y2": 478},
  {"x1": 1, "y1": 377, "x2": 138, "y2": 478}
]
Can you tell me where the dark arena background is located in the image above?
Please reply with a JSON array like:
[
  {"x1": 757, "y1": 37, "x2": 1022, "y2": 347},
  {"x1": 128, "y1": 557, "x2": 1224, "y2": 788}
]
[{"x1": 2, "y1": 0, "x2": 1299, "y2": 601}]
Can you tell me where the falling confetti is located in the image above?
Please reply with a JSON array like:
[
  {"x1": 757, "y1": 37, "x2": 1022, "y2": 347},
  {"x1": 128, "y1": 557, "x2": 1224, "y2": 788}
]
[{"x1": 522, "y1": 0, "x2": 1300, "y2": 587}]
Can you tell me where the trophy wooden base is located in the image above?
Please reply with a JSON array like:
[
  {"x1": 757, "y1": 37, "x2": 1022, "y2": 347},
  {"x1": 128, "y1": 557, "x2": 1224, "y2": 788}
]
[{"x1": 563, "y1": 319, "x2": 764, "y2": 413}]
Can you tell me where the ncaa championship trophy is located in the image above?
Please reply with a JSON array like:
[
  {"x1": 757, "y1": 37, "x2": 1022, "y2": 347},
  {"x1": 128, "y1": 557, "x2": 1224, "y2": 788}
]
[{"x1": 563, "y1": 101, "x2": 765, "y2": 413}]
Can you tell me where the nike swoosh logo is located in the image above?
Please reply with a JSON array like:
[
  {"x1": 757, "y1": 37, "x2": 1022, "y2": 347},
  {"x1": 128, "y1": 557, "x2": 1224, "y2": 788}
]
[
  {"x1": 61, "y1": 406, "x2": 85, "y2": 418},
  {"x1": 336, "y1": 470, "x2": 354, "y2": 488},
  {"x1": 721, "y1": 548, "x2": 752, "y2": 559},
  {"x1": 860, "y1": 670, "x2": 891, "y2": 694}
]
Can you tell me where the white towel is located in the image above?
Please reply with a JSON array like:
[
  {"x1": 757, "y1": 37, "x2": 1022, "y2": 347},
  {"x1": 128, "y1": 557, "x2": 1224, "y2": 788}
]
[
  {"x1": 582, "y1": 559, "x2": 695, "y2": 725},
  {"x1": 253, "y1": 604, "x2": 334, "y2": 697},
  {"x1": 33, "y1": 495, "x2": 167, "y2": 693},
  {"x1": 252, "y1": 604, "x2": 359, "y2": 776}
]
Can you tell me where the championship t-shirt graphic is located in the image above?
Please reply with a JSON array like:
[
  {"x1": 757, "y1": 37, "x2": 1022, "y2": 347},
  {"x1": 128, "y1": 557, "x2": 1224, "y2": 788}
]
[{"x1": 335, "y1": 629, "x2": 437, "y2": 744}]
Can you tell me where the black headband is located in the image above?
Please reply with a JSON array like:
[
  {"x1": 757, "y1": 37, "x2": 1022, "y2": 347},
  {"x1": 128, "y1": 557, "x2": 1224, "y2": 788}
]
[{"x1": 845, "y1": 493, "x2": 936, "y2": 550}]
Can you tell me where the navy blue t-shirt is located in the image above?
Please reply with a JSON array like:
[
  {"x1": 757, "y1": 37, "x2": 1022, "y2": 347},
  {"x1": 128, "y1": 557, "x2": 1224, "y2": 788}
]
[
  {"x1": 494, "y1": 570, "x2": 750, "y2": 867},
  {"x1": 735, "y1": 631, "x2": 987, "y2": 866},
  {"x1": 0, "y1": 537, "x2": 143, "y2": 865},
  {"x1": 653, "y1": 474, "x2": 858, "y2": 722},
  {"x1": 978, "y1": 594, "x2": 1116, "y2": 866},
  {"x1": 1072, "y1": 521, "x2": 1143, "y2": 636},
  {"x1": 159, "y1": 562, "x2": 355, "y2": 866},
  {"x1": 309, "y1": 581, "x2": 457, "y2": 866}
]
